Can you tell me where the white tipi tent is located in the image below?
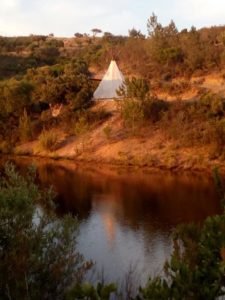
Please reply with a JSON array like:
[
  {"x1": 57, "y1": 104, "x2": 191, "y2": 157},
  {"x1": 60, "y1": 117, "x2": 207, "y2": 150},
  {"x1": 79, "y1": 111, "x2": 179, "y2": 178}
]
[{"x1": 93, "y1": 60, "x2": 125, "y2": 100}]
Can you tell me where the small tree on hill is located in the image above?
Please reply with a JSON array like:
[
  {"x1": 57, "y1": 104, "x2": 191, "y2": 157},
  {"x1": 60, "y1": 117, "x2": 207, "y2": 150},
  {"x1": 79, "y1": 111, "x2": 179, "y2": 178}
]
[
  {"x1": 147, "y1": 12, "x2": 162, "y2": 37},
  {"x1": 74, "y1": 32, "x2": 83, "y2": 38},
  {"x1": 91, "y1": 28, "x2": 102, "y2": 37},
  {"x1": 104, "y1": 32, "x2": 113, "y2": 38},
  {"x1": 128, "y1": 28, "x2": 145, "y2": 39}
]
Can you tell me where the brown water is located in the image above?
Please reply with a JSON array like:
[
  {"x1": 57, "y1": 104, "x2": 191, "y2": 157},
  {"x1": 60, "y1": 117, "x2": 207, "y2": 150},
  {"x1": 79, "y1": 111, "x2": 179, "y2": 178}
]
[{"x1": 2, "y1": 157, "x2": 222, "y2": 286}]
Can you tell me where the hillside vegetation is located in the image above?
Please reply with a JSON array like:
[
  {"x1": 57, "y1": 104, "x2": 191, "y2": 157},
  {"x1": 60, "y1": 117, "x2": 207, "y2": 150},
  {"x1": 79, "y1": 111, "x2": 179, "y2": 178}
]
[{"x1": 1, "y1": 14, "x2": 225, "y2": 172}]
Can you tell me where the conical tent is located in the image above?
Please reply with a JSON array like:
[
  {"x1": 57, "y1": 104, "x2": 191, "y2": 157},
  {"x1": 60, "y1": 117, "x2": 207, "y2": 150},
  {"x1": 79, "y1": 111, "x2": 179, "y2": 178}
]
[{"x1": 93, "y1": 60, "x2": 125, "y2": 99}]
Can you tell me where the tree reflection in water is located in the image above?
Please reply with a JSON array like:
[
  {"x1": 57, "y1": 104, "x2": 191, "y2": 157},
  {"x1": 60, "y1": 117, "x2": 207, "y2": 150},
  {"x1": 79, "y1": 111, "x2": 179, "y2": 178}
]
[{"x1": 5, "y1": 157, "x2": 221, "y2": 285}]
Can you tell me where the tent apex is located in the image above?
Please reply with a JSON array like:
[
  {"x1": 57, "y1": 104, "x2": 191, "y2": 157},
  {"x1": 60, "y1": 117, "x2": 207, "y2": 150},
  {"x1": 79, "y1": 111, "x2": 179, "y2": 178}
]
[{"x1": 93, "y1": 60, "x2": 125, "y2": 100}]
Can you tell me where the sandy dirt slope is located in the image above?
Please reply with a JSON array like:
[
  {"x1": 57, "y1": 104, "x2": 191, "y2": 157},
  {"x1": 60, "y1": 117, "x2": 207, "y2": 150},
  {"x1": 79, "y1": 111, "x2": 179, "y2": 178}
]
[
  {"x1": 15, "y1": 99, "x2": 225, "y2": 174},
  {"x1": 154, "y1": 72, "x2": 225, "y2": 101}
]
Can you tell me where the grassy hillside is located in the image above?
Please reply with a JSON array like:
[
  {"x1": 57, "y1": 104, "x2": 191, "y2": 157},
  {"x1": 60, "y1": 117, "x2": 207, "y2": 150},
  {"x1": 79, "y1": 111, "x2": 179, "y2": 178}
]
[
  {"x1": 2, "y1": 15, "x2": 225, "y2": 79},
  {"x1": 1, "y1": 15, "x2": 225, "y2": 171}
]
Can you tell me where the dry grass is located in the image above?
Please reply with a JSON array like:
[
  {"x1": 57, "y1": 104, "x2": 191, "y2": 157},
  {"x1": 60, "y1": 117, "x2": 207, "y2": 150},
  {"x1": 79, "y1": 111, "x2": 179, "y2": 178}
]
[{"x1": 37, "y1": 129, "x2": 59, "y2": 151}]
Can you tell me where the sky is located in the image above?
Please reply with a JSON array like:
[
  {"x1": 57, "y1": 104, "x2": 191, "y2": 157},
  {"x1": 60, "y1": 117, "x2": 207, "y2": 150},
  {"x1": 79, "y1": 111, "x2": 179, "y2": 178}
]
[{"x1": 1, "y1": 0, "x2": 225, "y2": 37}]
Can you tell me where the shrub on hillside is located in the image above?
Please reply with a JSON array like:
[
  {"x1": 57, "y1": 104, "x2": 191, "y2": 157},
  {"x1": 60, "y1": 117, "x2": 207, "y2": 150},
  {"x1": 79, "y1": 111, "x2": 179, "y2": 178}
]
[
  {"x1": 118, "y1": 77, "x2": 154, "y2": 131},
  {"x1": 119, "y1": 96, "x2": 169, "y2": 126},
  {"x1": 117, "y1": 77, "x2": 150, "y2": 100},
  {"x1": 18, "y1": 109, "x2": 33, "y2": 142},
  {"x1": 32, "y1": 45, "x2": 60, "y2": 65},
  {"x1": 72, "y1": 85, "x2": 93, "y2": 110},
  {"x1": 142, "y1": 98, "x2": 169, "y2": 122},
  {"x1": 119, "y1": 99, "x2": 144, "y2": 131},
  {"x1": 0, "y1": 80, "x2": 34, "y2": 116},
  {"x1": 74, "y1": 116, "x2": 89, "y2": 136},
  {"x1": 118, "y1": 77, "x2": 168, "y2": 127},
  {"x1": 29, "y1": 60, "x2": 93, "y2": 111},
  {"x1": 0, "y1": 140, "x2": 11, "y2": 154},
  {"x1": 38, "y1": 129, "x2": 58, "y2": 151},
  {"x1": 72, "y1": 108, "x2": 111, "y2": 134},
  {"x1": 103, "y1": 125, "x2": 112, "y2": 140},
  {"x1": 199, "y1": 93, "x2": 225, "y2": 117},
  {"x1": 209, "y1": 119, "x2": 225, "y2": 155},
  {"x1": 160, "y1": 80, "x2": 191, "y2": 96},
  {"x1": 161, "y1": 98, "x2": 225, "y2": 150}
]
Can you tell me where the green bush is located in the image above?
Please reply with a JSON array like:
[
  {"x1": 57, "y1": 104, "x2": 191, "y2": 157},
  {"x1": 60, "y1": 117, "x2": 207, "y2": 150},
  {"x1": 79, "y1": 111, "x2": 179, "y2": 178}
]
[
  {"x1": 0, "y1": 80, "x2": 34, "y2": 116},
  {"x1": 0, "y1": 163, "x2": 91, "y2": 300},
  {"x1": 119, "y1": 99, "x2": 144, "y2": 132},
  {"x1": 117, "y1": 77, "x2": 150, "y2": 100},
  {"x1": 119, "y1": 96, "x2": 169, "y2": 130}
]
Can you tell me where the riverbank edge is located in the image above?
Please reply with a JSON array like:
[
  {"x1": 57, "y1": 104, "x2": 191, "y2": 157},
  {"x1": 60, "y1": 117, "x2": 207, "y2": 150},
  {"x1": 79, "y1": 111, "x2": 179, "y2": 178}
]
[{"x1": 3, "y1": 151, "x2": 225, "y2": 178}]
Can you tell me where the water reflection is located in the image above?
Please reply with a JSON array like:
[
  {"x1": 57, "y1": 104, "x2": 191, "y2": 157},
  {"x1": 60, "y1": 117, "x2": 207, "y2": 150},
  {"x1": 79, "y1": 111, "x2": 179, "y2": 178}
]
[{"x1": 3, "y1": 157, "x2": 222, "y2": 284}]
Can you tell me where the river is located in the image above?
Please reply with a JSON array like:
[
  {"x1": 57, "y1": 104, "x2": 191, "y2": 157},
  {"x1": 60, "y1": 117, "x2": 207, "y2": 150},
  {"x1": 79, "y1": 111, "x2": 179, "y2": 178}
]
[{"x1": 0, "y1": 157, "x2": 221, "y2": 288}]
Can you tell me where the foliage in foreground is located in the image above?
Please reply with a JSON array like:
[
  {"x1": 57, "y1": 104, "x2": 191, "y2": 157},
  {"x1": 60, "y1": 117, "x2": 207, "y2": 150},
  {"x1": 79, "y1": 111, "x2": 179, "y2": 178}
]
[
  {"x1": 0, "y1": 163, "x2": 92, "y2": 300},
  {"x1": 1, "y1": 163, "x2": 225, "y2": 299},
  {"x1": 136, "y1": 171, "x2": 225, "y2": 300}
]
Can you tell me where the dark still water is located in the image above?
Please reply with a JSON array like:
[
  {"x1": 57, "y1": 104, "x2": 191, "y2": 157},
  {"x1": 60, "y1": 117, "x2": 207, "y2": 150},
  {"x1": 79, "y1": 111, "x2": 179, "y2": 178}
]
[{"x1": 2, "y1": 157, "x2": 222, "y2": 286}]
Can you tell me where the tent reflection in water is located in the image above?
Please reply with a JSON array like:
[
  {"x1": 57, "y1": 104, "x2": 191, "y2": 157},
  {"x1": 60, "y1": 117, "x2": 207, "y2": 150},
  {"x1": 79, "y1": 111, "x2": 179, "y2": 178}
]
[{"x1": 93, "y1": 60, "x2": 125, "y2": 100}]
